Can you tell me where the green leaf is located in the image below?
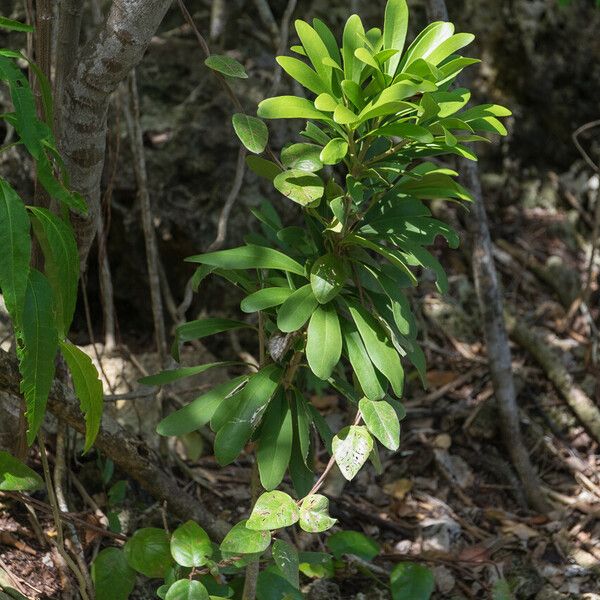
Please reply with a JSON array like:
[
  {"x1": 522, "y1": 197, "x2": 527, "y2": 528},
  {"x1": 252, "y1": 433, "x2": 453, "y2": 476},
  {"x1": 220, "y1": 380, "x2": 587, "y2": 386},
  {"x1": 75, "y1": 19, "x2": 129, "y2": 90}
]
[
  {"x1": 327, "y1": 530, "x2": 380, "y2": 561},
  {"x1": 241, "y1": 287, "x2": 293, "y2": 313},
  {"x1": 314, "y1": 93, "x2": 338, "y2": 112},
  {"x1": 124, "y1": 528, "x2": 172, "y2": 578},
  {"x1": 299, "y1": 494, "x2": 336, "y2": 533},
  {"x1": 320, "y1": 138, "x2": 348, "y2": 165},
  {"x1": 310, "y1": 254, "x2": 347, "y2": 304},
  {"x1": 371, "y1": 122, "x2": 433, "y2": 143},
  {"x1": 170, "y1": 521, "x2": 212, "y2": 567},
  {"x1": 332, "y1": 425, "x2": 373, "y2": 480},
  {"x1": 0, "y1": 17, "x2": 34, "y2": 32},
  {"x1": 257, "y1": 96, "x2": 328, "y2": 121},
  {"x1": 256, "y1": 569, "x2": 303, "y2": 600},
  {"x1": 359, "y1": 397, "x2": 400, "y2": 450},
  {"x1": 19, "y1": 270, "x2": 59, "y2": 444},
  {"x1": 426, "y1": 33, "x2": 475, "y2": 66},
  {"x1": 28, "y1": 207, "x2": 78, "y2": 335},
  {"x1": 399, "y1": 21, "x2": 454, "y2": 70},
  {"x1": 140, "y1": 362, "x2": 236, "y2": 386},
  {"x1": 187, "y1": 244, "x2": 305, "y2": 276},
  {"x1": 347, "y1": 299, "x2": 404, "y2": 397},
  {"x1": 276, "y1": 56, "x2": 329, "y2": 95},
  {"x1": 175, "y1": 318, "x2": 250, "y2": 348},
  {"x1": 165, "y1": 579, "x2": 209, "y2": 600},
  {"x1": 36, "y1": 153, "x2": 88, "y2": 214},
  {"x1": 59, "y1": 340, "x2": 103, "y2": 452},
  {"x1": 157, "y1": 376, "x2": 247, "y2": 437},
  {"x1": 277, "y1": 285, "x2": 318, "y2": 333},
  {"x1": 492, "y1": 579, "x2": 514, "y2": 600},
  {"x1": 257, "y1": 392, "x2": 293, "y2": 490},
  {"x1": 342, "y1": 14, "x2": 366, "y2": 82},
  {"x1": 0, "y1": 179, "x2": 31, "y2": 327},
  {"x1": 204, "y1": 55, "x2": 248, "y2": 78},
  {"x1": 246, "y1": 490, "x2": 300, "y2": 530},
  {"x1": 220, "y1": 519, "x2": 271, "y2": 555},
  {"x1": 0, "y1": 451, "x2": 43, "y2": 491},
  {"x1": 281, "y1": 143, "x2": 323, "y2": 172},
  {"x1": 274, "y1": 170, "x2": 324, "y2": 206},
  {"x1": 333, "y1": 103, "x2": 359, "y2": 125},
  {"x1": 213, "y1": 364, "x2": 282, "y2": 465},
  {"x1": 294, "y1": 20, "x2": 333, "y2": 91},
  {"x1": 272, "y1": 539, "x2": 300, "y2": 588},
  {"x1": 232, "y1": 114, "x2": 268, "y2": 154},
  {"x1": 390, "y1": 563, "x2": 434, "y2": 600},
  {"x1": 246, "y1": 156, "x2": 282, "y2": 181},
  {"x1": 91, "y1": 548, "x2": 136, "y2": 600},
  {"x1": 306, "y1": 305, "x2": 341, "y2": 380}
]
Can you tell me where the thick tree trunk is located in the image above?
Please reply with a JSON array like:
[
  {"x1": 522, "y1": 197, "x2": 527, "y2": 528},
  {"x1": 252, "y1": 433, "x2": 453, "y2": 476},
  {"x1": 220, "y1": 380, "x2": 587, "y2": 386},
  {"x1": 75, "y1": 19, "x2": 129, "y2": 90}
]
[{"x1": 57, "y1": 0, "x2": 173, "y2": 267}]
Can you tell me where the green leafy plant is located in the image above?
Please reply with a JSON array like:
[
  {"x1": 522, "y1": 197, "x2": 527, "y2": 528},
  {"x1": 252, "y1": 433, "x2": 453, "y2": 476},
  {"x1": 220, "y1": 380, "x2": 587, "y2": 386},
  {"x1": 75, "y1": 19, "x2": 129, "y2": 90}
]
[{"x1": 105, "y1": 0, "x2": 509, "y2": 596}]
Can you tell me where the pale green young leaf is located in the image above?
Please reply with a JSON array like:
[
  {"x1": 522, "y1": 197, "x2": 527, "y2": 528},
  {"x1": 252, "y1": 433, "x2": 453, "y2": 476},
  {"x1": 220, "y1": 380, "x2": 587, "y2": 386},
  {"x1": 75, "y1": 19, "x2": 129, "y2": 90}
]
[
  {"x1": 342, "y1": 14, "x2": 366, "y2": 82},
  {"x1": 299, "y1": 494, "x2": 336, "y2": 533},
  {"x1": 295, "y1": 20, "x2": 333, "y2": 90},
  {"x1": 170, "y1": 521, "x2": 212, "y2": 567},
  {"x1": 314, "y1": 93, "x2": 339, "y2": 112},
  {"x1": 426, "y1": 33, "x2": 475, "y2": 66},
  {"x1": 231, "y1": 114, "x2": 268, "y2": 153},
  {"x1": 281, "y1": 143, "x2": 323, "y2": 172},
  {"x1": 257, "y1": 96, "x2": 328, "y2": 121},
  {"x1": 341, "y1": 80, "x2": 365, "y2": 110},
  {"x1": 59, "y1": 340, "x2": 103, "y2": 452},
  {"x1": 273, "y1": 539, "x2": 300, "y2": 588},
  {"x1": 241, "y1": 287, "x2": 293, "y2": 313},
  {"x1": 359, "y1": 397, "x2": 400, "y2": 450},
  {"x1": 276, "y1": 56, "x2": 329, "y2": 95},
  {"x1": 399, "y1": 21, "x2": 454, "y2": 70},
  {"x1": 0, "y1": 451, "x2": 44, "y2": 491},
  {"x1": 91, "y1": 548, "x2": 136, "y2": 600},
  {"x1": 390, "y1": 563, "x2": 434, "y2": 600},
  {"x1": 246, "y1": 490, "x2": 300, "y2": 530},
  {"x1": 220, "y1": 519, "x2": 271, "y2": 554},
  {"x1": 332, "y1": 425, "x2": 373, "y2": 480},
  {"x1": 204, "y1": 55, "x2": 248, "y2": 78},
  {"x1": 274, "y1": 169, "x2": 324, "y2": 206},
  {"x1": 306, "y1": 305, "x2": 342, "y2": 380},
  {"x1": 277, "y1": 284, "x2": 318, "y2": 333},
  {"x1": 333, "y1": 103, "x2": 359, "y2": 125},
  {"x1": 354, "y1": 47, "x2": 379, "y2": 70},
  {"x1": 165, "y1": 579, "x2": 209, "y2": 600},
  {"x1": 320, "y1": 138, "x2": 348, "y2": 165}
]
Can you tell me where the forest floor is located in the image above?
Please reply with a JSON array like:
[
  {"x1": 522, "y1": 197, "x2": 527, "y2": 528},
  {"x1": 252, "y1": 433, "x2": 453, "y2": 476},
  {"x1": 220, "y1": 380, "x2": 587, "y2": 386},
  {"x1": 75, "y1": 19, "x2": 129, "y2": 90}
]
[{"x1": 1, "y1": 160, "x2": 599, "y2": 600}]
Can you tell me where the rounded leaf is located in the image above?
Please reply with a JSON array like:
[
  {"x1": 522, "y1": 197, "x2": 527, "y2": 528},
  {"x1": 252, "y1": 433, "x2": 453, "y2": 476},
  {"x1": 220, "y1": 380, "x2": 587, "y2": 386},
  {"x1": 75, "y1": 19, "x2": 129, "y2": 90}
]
[
  {"x1": 124, "y1": 528, "x2": 172, "y2": 578},
  {"x1": 170, "y1": 521, "x2": 212, "y2": 567},
  {"x1": 91, "y1": 548, "x2": 136, "y2": 600},
  {"x1": 320, "y1": 138, "x2": 348, "y2": 165},
  {"x1": 299, "y1": 494, "x2": 336, "y2": 533},
  {"x1": 165, "y1": 579, "x2": 209, "y2": 600},
  {"x1": 246, "y1": 491, "x2": 299, "y2": 531},
  {"x1": 281, "y1": 143, "x2": 323, "y2": 172},
  {"x1": 332, "y1": 426, "x2": 373, "y2": 481},
  {"x1": 274, "y1": 169, "x2": 324, "y2": 207},
  {"x1": 390, "y1": 562, "x2": 434, "y2": 600},
  {"x1": 232, "y1": 114, "x2": 268, "y2": 154},
  {"x1": 220, "y1": 519, "x2": 271, "y2": 554},
  {"x1": 204, "y1": 55, "x2": 247, "y2": 78}
]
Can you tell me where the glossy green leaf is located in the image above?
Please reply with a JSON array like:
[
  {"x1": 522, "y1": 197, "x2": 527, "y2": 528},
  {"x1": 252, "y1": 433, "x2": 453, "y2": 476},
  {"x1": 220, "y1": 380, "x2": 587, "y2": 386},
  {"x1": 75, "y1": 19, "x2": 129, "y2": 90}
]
[
  {"x1": 124, "y1": 528, "x2": 172, "y2": 578},
  {"x1": 59, "y1": 340, "x2": 103, "y2": 452},
  {"x1": 140, "y1": 362, "x2": 236, "y2": 386},
  {"x1": 359, "y1": 397, "x2": 400, "y2": 450},
  {"x1": 426, "y1": 33, "x2": 475, "y2": 66},
  {"x1": 170, "y1": 521, "x2": 212, "y2": 567},
  {"x1": 28, "y1": 207, "x2": 78, "y2": 335},
  {"x1": 241, "y1": 287, "x2": 293, "y2": 313},
  {"x1": 91, "y1": 548, "x2": 136, "y2": 600},
  {"x1": 399, "y1": 21, "x2": 454, "y2": 70},
  {"x1": 294, "y1": 20, "x2": 332, "y2": 90},
  {"x1": 204, "y1": 55, "x2": 248, "y2": 78},
  {"x1": 299, "y1": 494, "x2": 336, "y2": 533},
  {"x1": 310, "y1": 254, "x2": 347, "y2": 303},
  {"x1": 354, "y1": 47, "x2": 379, "y2": 70},
  {"x1": 306, "y1": 304, "x2": 341, "y2": 380},
  {"x1": 333, "y1": 103, "x2": 359, "y2": 125},
  {"x1": 246, "y1": 490, "x2": 300, "y2": 530},
  {"x1": 165, "y1": 579, "x2": 209, "y2": 600},
  {"x1": 19, "y1": 270, "x2": 58, "y2": 444},
  {"x1": 332, "y1": 425, "x2": 373, "y2": 480},
  {"x1": 390, "y1": 563, "x2": 434, "y2": 600},
  {"x1": 327, "y1": 530, "x2": 380, "y2": 561},
  {"x1": 220, "y1": 519, "x2": 271, "y2": 554},
  {"x1": 281, "y1": 143, "x2": 323, "y2": 172},
  {"x1": 187, "y1": 244, "x2": 305, "y2": 275},
  {"x1": 342, "y1": 14, "x2": 366, "y2": 82},
  {"x1": 232, "y1": 114, "x2": 268, "y2": 154},
  {"x1": 0, "y1": 179, "x2": 31, "y2": 327},
  {"x1": 213, "y1": 364, "x2": 282, "y2": 465},
  {"x1": 0, "y1": 451, "x2": 43, "y2": 491},
  {"x1": 277, "y1": 285, "x2": 318, "y2": 333},
  {"x1": 276, "y1": 56, "x2": 328, "y2": 95},
  {"x1": 274, "y1": 170, "x2": 324, "y2": 206},
  {"x1": 257, "y1": 392, "x2": 293, "y2": 490},
  {"x1": 0, "y1": 17, "x2": 34, "y2": 32},
  {"x1": 257, "y1": 96, "x2": 328, "y2": 121},
  {"x1": 313, "y1": 18, "x2": 342, "y2": 65},
  {"x1": 157, "y1": 376, "x2": 247, "y2": 436},
  {"x1": 314, "y1": 93, "x2": 338, "y2": 112},
  {"x1": 272, "y1": 539, "x2": 300, "y2": 588},
  {"x1": 320, "y1": 138, "x2": 348, "y2": 165}
]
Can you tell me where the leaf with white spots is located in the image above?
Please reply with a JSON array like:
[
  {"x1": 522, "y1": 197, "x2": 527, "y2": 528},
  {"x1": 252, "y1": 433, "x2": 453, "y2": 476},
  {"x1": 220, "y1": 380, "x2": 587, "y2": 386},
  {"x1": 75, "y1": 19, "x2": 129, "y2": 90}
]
[
  {"x1": 299, "y1": 494, "x2": 336, "y2": 533},
  {"x1": 332, "y1": 426, "x2": 373, "y2": 481}
]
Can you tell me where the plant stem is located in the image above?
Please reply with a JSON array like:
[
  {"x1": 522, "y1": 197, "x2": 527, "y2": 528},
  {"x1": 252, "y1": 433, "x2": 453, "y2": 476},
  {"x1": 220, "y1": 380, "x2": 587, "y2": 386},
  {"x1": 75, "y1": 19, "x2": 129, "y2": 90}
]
[{"x1": 242, "y1": 462, "x2": 261, "y2": 600}]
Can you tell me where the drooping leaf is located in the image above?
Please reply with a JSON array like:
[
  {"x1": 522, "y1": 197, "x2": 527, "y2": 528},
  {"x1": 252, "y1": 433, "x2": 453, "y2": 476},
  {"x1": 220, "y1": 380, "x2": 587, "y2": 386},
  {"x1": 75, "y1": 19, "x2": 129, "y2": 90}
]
[
  {"x1": 0, "y1": 451, "x2": 43, "y2": 491},
  {"x1": 165, "y1": 579, "x2": 209, "y2": 600},
  {"x1": 232, "y1": 114, "x2": 268, "y2": 154},
  {"x1": 170, "y1": 521, "x2": 212, "y2": 567},
  {"x1": 246, "y1": 156, "x2": 283, "y2": 181},
  {"x1": 204, "y1": 55, "x2": 248, "y2": 78},
  {"x1": 220, "y1": 519, "x2": 271, "y2": 555},
  {"x1": 140, "y1": 362, "x2": 237, "y2": 386},
  {"x1": 272, "y1": 539, "x2": 300, "y2": 588},
  {"x1": 327, "y1": 530, "x2": 380, "y2": 561},
  {"x1": 359, "y1": 397, "x2": 400, "y2": 450},
  {"x1": 274, "y1": 169, "x2": 324, "y2": 206},
  {"x1": 390, "y1": 563, "x2": 434, "y2": 600},
  {"x1": 241, "y1": 287, "x2": 293, "y2": 313},
  {"x1": 187, "y1": 244, "x2": 305, "y2": 276},
  {"x1": 246, "y1": 490, "x2": 300, "y2": 531},
  {"x1": 0, "y1": 179, "x2": 31, "y2": 327},
  {"x1": 276, "y1": 56, "x2": 329, "y2": 95},
  {"x1": 19, "y1": 270, "x2": 59, "y2": 445},
  {"x1": 124, "y1": 528, "x2": 172, "y2": 578},
  {"x1": 59, "y1": 340, "x2": 103, "y2": 452},
  {"x1": 299, "y1": 494, "x2": 336, "y2": 533},
  {"x1": 332, "y1": 425, "x2": 373, "y2": 480},
  {"x1": 91, "y1": 548, "x2": 136, "y2": 600},
  {"x1": 306, "y1": 304, "x2": 342, "y2": 380},
  {"x1": 277, "y1": 284, "x2": 318, "y2": 333},
  {"x1": 257, "y1": 391, "x2": 293, "y2": 490}
]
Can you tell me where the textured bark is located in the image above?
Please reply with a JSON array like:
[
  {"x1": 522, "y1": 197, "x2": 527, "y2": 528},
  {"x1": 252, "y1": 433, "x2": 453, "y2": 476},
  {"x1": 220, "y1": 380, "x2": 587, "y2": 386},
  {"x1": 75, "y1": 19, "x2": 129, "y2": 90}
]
[
  {"x1": 57, "y1": 0, "x2": 173, "y2": 267},
  {"x1": 425, "y1": 0, "x2": 549, "y2": 513},
  {"x1": 0, "y1": 349, "x2": 230, "y2": 541}
]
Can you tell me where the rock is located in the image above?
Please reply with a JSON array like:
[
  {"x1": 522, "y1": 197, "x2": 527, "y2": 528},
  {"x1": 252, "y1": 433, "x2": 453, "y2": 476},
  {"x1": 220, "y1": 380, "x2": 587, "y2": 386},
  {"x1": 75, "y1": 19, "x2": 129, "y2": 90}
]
[{"x1": 421, "y1": 516, "x2": 462, "y2": 553}]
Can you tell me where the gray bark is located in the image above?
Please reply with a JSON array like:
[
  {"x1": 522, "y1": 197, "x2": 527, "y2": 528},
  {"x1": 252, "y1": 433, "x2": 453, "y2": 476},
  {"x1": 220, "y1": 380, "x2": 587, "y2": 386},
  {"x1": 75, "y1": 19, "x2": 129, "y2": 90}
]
[{"x1": 57, "y1": 0, "x2": 173, "y2": 267}]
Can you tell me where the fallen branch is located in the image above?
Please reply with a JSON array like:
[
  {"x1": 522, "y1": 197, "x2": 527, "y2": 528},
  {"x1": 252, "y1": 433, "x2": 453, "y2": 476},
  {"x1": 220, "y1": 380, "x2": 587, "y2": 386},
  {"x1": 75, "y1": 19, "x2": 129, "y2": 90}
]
[{"x1": 0, "y1": 348, "x2": 230, "y2": 542}]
